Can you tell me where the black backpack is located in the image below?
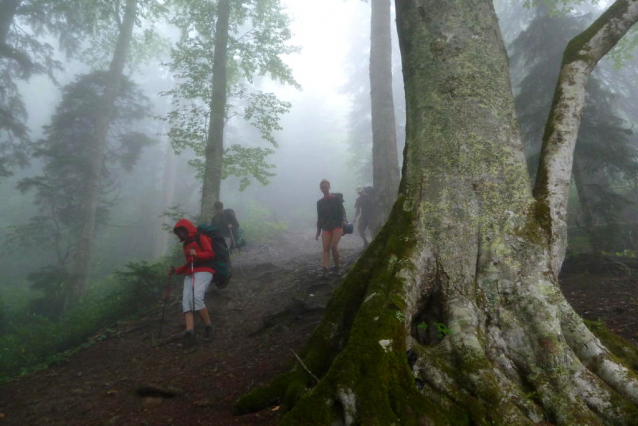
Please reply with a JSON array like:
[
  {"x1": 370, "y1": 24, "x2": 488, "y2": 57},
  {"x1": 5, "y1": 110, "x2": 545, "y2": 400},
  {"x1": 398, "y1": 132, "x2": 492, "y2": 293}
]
[
  {"x1": 195, "y1": 224, "x2": 232, "y2": 289},
  {"x1": 364, "y1": 186, "x2": 375, "y2": 198}
]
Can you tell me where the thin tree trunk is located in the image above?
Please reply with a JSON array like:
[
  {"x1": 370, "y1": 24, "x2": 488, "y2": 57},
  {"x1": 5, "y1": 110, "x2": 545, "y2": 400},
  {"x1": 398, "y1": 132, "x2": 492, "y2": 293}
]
[
  {"x1": 533, "y1": 0, "x2": 638, "y2": 279},
  {"x1": 200, "y1": 0, "x2": 230, "y2": 222},
  {"x1": 235, "y1": 1, "x2": 638, "y2": 423},
  {"x1": 70, "y1": 0, "x2": 138, "y2": 302},
  {"x1": 370, "y1": 0, "x2": 400, "y2": 233}
]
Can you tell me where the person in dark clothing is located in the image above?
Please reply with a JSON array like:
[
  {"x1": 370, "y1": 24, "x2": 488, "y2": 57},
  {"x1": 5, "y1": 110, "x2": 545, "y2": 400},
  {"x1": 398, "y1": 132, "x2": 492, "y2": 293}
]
[
  {"x1": 167, "y1": 218, "x2": 214, "y2": 346},
  {"x1": 354, "y1": 186, "x2": 373, "y2": 248},
  {"x1": 210, "y1": 201, "x2": 241, "y2": 250},
  {"x1": 315, "y1": 179, "x2": 346, "y2": 272}
]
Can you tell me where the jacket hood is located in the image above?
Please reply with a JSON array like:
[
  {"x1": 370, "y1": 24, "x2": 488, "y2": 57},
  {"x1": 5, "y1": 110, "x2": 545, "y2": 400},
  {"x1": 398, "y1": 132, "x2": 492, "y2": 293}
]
[{"x1": 174, "y1": 218, "x2": 198, "y2": 238}]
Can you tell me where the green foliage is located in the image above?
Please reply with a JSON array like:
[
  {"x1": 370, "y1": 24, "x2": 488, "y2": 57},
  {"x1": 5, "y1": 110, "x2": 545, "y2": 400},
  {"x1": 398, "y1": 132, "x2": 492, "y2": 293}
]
[
  {"x1": 25, "y1": 265, "x2": 70, "y2": 318},
  {"x1": 416, "y1": 321, "x2": 450, "y2": 338},
  {"x1": 0, "y1": 0, "x2": 166, "y2": 178},
  {"x1": 607, "y1": 249, "x2": 638, "y2": 258},
  {"x1": 11, "y1": 71, "x2": 153, "y2": 275},
  {"x1": 0, "y1": 259, "x2": 167, "y2": 381},
  {"x1": 75, "y1": 0, "x2": 170, "y2": 71},
  {"x1": 434, "y1": 322, "x2": 450, "y2": 338},
  {"x1": 160, "y1": 0, "x2": 299, "y2": 189},
  {"x1": 160, "y1": 205, "x2": 193, "y2": 233},
  {"x1": 240, "y1": 201, "x2": 287, "y2": 245}
]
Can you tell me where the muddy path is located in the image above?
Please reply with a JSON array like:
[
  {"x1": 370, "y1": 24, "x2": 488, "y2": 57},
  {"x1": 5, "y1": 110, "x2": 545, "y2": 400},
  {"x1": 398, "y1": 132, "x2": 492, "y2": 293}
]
[
  {"x1": 0, "y1": 230, "x2": 365, "y2": 425},
  {"x1": 1, "y1": 231, "x2": 637, "y2": 425}
]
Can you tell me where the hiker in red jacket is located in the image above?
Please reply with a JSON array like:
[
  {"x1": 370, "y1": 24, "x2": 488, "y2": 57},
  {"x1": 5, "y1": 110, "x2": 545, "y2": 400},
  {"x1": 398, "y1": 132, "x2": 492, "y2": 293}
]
[{"x1": 167, "y1": 218, "x2": 215, "y2": 346}]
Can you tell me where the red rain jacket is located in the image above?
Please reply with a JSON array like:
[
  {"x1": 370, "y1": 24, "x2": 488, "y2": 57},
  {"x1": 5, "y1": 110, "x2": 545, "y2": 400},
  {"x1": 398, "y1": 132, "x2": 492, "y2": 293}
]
[{"x1": 173, "y1": 218, "x2": 215, "y2": 275}]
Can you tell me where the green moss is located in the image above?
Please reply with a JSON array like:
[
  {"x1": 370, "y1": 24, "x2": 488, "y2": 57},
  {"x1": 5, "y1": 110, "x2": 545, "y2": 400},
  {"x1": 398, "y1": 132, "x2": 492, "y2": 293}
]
[
  {"x1": 584, "y1": 320, "x2": 638, "y2": 372},
  {"x1": 562, "y1": 0, "x2": 631, "y2": 66}
]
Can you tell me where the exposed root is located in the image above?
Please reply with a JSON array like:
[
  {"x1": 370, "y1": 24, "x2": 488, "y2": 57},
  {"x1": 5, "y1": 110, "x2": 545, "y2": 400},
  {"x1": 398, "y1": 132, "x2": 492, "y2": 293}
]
[{"x1": 235, "y1": 205, "x2": 638, "y2": 425}]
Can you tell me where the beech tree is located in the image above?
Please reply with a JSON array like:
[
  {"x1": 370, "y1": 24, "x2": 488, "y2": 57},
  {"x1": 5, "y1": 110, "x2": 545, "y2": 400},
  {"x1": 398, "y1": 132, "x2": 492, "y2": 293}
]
[
  {"x1": 511, "y1": 6, "x2": 638, "y2": 259},
  {"x1": 163, "y1": 0, "x2": 298, "y2": 221},
  {"x1": 369, "y1": 0, "x2": 401, "y2": 233},
  {"x1": 235, "y1": 0, "x2": 638, "y2": 424}
]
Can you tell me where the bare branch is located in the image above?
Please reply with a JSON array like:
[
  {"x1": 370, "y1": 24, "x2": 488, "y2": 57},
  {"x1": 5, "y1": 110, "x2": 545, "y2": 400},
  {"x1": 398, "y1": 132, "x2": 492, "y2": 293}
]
[{"x1": 533, "y1": 0, "x2": 638, "y2": 279}]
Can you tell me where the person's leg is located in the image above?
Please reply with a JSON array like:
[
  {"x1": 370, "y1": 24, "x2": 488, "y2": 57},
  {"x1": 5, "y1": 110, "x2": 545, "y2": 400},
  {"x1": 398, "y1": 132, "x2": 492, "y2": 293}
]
[
  {"x1": 182, "y1": 276, "x2": 195, "y2": 331},
  {"x1": 358, "y1": 220, "x2": 369, "y2": 247},
  {"x1": 193, "y1": 272, "x2": 212, "y2": 326},
  {"x1": 331, "y1": 228, "x2": 344, "y2": 268},
  {"x1": 184, "y1": 311, "x2": 195, "y2": 330},
  {"x1": 321, "y1": 231, "x2": 332, "y2": 270}
]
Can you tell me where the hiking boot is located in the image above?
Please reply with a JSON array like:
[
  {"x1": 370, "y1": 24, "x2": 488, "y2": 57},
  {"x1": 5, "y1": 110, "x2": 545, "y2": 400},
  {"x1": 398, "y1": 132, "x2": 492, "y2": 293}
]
[
  {"x1": 182, "y1": 329, "x2": 196, "y2": 347},
  {"x1": 204, "y1": 325, "x2": 214, "y2": 342}
]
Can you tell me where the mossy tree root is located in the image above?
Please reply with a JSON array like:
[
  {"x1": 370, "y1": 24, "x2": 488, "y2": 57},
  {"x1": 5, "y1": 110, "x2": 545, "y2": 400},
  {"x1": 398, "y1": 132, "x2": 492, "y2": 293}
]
[
  {"x1": 236, "y1": 199, "x2": 638, "y2": 424},
  {"x1": 235, "y1": 221, "x2": 405, "y2": 415}
]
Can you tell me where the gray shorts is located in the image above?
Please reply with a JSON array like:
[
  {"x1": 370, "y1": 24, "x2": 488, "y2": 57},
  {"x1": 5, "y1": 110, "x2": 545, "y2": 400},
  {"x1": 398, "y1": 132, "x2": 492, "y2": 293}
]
[{"x1": 182, "y1": 272, "x2": 213, "y2": 312}]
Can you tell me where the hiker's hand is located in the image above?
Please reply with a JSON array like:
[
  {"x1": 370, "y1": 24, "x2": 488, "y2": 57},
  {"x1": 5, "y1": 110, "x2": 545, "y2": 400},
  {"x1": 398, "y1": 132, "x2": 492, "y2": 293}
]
[
  {"x1": 189, "y1": 248, "x2": 197, "y2": 257},
  {"x1": 315, "y1": 232, "x2": 320, "y2": 241},
  {"x1": 227, "y1": 224, "x2": 233, "y2": 229}
]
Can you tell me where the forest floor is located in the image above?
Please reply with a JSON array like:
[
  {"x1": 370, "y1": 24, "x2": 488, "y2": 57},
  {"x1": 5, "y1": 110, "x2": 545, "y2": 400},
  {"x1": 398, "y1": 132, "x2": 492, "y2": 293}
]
[{"x1": 1, "y1": 230, "x2": 638, "y2": 425}]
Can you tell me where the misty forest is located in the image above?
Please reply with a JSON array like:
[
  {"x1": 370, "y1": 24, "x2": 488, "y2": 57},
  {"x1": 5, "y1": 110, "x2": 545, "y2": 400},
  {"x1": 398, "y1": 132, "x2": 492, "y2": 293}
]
[{"x1": 3, "y1": 0, "x2": 638, "y2": 424}]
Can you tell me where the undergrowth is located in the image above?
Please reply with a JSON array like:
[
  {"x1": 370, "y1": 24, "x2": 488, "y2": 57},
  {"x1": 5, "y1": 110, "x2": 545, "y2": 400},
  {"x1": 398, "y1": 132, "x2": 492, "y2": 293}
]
[{"x1": 0, "y1": 260, "x2": 168, "y2": 382}]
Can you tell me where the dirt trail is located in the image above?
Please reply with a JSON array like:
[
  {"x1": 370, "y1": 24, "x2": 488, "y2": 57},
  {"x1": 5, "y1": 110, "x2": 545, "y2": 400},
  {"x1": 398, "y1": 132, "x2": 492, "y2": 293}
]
[
  {"x1": 0, "y1": 230, "x2": 364, "y2": 425},
  {"x1": 1, "y1": 231, "x2": 637, "y2": 425}
]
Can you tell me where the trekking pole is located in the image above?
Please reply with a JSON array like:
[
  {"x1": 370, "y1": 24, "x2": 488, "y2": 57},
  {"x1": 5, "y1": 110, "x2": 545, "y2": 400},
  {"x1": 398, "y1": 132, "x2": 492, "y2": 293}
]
[
  {"x1": 229, "y1": 231, "x2": 244, "y2": 274},
  {"x1": 191, "y1": 260, "x2": 196, "y2": 313},
  {"x1": 158, "y1": 272, "x2": 172, "y2": 340}
]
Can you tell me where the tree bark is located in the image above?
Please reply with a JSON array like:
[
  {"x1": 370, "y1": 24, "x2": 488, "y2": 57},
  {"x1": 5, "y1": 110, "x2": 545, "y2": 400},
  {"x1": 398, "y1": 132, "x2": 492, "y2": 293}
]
[
  {"x1": 70, "y1": 0, "x2": 138, "y2": 302},
  {"x1": 200, "y1": 0, "x2": 230, "y2": 222},
  {"x1": 533, "y1": 0, "x2": 638, "y2": 280},
  {"x1": 370, "y1": 0, "x2": 400, "y2": 234},
  {"x1": 235, "y1": 0, "x2": 638, "y2": 424}
]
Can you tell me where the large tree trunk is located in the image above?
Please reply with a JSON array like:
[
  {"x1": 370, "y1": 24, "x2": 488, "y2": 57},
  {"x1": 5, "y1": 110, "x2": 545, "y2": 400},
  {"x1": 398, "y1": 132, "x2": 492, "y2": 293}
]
[
  {"x1": 200, "y1": 0, "x2": 230, "y2": 222},
  {"x1": 69, "y1": 0, "x2": 138, "y2": 302},
  {"x1": 369, "y1": 0, "x2": 400, "y2": 233},
  {"x1": 235, "y1": 0, "x2": 638, "y2": 424}
]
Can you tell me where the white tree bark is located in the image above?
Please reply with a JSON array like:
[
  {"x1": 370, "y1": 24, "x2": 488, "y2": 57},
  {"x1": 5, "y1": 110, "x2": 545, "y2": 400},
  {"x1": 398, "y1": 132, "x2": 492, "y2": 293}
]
[{"x1": 533, "y1": 0, "x2": 638, "y2": 279}]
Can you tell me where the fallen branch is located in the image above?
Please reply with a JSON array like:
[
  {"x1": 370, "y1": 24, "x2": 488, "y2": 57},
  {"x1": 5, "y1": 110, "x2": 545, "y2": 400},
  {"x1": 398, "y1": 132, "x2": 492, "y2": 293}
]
[{"x1": 291, "y1": 349, "x2": 319, "y2": 384}]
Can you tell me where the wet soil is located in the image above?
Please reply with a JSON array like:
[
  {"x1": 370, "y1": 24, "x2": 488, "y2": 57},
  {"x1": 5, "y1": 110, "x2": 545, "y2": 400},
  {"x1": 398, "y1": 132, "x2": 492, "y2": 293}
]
[{"x1": 1, "y1": 233, "x2": 637, "y2": 425}]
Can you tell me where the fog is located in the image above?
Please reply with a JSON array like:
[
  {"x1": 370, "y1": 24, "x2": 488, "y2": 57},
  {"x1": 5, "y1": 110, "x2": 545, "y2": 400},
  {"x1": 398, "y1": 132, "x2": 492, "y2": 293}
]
[{"x1": 1, "y1": 0, "x2": 638, "y2": 331}]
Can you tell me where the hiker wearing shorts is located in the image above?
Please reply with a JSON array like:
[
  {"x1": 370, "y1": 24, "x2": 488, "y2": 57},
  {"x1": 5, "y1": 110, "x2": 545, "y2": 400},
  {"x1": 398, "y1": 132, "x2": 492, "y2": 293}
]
[
  {"x1": 167, "y1": 218, "x2": 215, "y2": 346},
  {"x1": 315, "y1": 179, "x2": 346, "y2": 273},
  {"x1": 354, "y1": 186, "x2": 373, "y2": 248}
]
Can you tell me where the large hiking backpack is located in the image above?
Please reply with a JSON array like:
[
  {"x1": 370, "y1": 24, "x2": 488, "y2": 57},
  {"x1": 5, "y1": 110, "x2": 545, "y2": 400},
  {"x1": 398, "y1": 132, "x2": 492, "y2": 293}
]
[
  {"x1": 196, "y1": 224, "x2": 231, "y2": 289},
  {"x1": 364, "y1": 186, "x2": 375, "y2": 198}
]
